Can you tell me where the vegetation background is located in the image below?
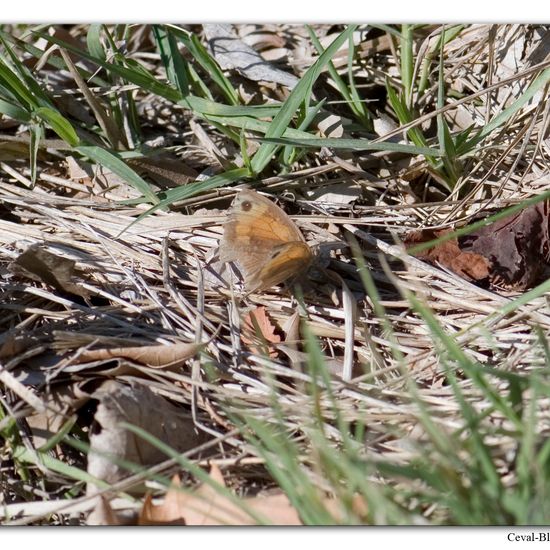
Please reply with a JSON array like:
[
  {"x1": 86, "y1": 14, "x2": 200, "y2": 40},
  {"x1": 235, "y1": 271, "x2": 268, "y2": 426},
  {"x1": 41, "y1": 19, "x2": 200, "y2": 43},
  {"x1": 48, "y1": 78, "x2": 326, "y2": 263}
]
[{"x1": 0, "y1": 23, "x2": 549, "y2": 525}]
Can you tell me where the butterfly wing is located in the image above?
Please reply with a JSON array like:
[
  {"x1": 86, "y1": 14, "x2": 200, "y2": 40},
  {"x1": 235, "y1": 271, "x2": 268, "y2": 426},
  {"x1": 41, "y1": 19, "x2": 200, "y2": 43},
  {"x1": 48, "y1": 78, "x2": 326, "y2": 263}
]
[
  {"x1": 220, "y1": 190, "x2": 312, "y2": 291},
  {"x1": 247, "y1": 241, "x2": 312, "y2": 292}
]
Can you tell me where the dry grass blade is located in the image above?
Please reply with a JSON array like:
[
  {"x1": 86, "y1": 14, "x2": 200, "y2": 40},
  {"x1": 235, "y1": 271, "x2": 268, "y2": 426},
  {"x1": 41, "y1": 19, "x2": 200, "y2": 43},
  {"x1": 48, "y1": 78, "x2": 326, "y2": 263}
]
[{"x1": 1, "y1": 23, "x2": 550, "y2": 527}]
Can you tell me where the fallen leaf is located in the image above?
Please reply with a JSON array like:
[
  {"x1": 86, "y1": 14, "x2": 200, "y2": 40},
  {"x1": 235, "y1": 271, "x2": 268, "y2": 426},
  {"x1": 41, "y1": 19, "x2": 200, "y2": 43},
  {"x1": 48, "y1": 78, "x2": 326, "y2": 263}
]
[
  {"x1": 25, "y1": 383, "x2": 89, "y2": 449},
  {"x1": 0, "y1": 334, "x2": 41, "y2": 359},
  {"x1": 138, "y1": 491, "x2": 187, "y2": 525},
  {"x1": 307, "y1": 183, "x2": 362, "y2": 205},
  {"x1": 87, "y1": 496, "x2": 129, "y2": 526},
  {"x1": 242, "y1": 306, "x2": 281, "y2": 358},
  {"x1": 86, "y1": 380, "x2": 206, "y2": 496},
  {"x1": 138, "y1": 466, "x2": 302, "y2": 525},
  {"x1": 204, "y1": 24, "x2": 299, "y2": 89},
  {"x1": 77, "y1": 341, "x2": 203, "y2": 370},
  {"x1": 405, "y1": 228, "x2": 490, "y2": 282},
  {"x1": 459, "y1": 202, "x2": 549, "y2": 289},
  {"x1": 405, "y1": 202, "x2": 550, "y2": 290},
  {"x1": 245, "y1": 492, "x2": 302, "y2": 525},
  {"x1": 136, "y1": 464, "x2": 370, "y2": 525},
  {"x1": 322, "y1": 494, "x2": 369, "y2": 523},
  {"x1": 9, "y1": 243, "x2": 89, "y2": 297}
]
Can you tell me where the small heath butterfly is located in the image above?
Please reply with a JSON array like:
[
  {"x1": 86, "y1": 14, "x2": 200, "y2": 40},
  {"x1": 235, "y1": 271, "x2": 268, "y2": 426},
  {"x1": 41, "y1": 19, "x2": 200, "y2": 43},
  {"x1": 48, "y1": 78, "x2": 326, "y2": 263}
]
[{"x1": 220, "y1": 189, "x2": 313, "y2": 292}]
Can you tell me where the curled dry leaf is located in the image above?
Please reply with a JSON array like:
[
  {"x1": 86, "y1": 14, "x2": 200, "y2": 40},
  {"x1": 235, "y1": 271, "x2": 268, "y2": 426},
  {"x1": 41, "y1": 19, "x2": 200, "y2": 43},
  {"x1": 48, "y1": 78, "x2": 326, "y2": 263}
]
[
  {"x1": 242, "y1": 306, "x2": 281, "y2": 358},
  {"x1": 25, "y1": 382, "x2": 89, "y2": 449},
  {"x1": 9, "y1": 243, "x2": 89, "y2": 297},
  {"x1": 136, "y1": 464, "x2": 367, "y2": 526},
  {"x1": 307, "y1": 183, "x2": 362, "y2": 205},
  {"x1": 138, "y1": 466, "x2": 302, "y2": 526},
  {"x1": 203, "y1": 24, "x2": 299, "y2": 89},
  {"x1": 87, "y1": 496, "x2": 131, "y2": 526},
  {"x1": 77, "y1": 341, "x2": 203, "y2": 370},
  {"x1": 405, "y1": 202, "x2": 550, "y2": 290},
  {"x1": 405, "y1": 228, "x2": 490, "y2": 282},
  {"x1": 459, "y1": 202, "x2": 550, "y2": 289},
  {"x1": 86, "y1": 380, "x2": 206, "y2": 497},
  {"x1": 139, "y1": 468, "x2": 249, "y2": 525}
]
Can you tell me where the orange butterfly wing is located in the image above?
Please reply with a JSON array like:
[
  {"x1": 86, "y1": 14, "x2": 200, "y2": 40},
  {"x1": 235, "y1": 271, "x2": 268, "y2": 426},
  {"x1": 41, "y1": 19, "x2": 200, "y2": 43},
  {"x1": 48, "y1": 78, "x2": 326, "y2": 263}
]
[{"x1": 220, "y1": 190, "x2": 312, "y2": 291}]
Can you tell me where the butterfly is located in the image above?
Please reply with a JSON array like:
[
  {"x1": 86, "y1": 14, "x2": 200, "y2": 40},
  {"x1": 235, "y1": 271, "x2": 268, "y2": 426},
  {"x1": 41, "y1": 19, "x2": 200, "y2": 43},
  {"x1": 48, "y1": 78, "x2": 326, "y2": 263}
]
[{"x1": 219, "y1": 189, "x2": 313, "y2": 292}]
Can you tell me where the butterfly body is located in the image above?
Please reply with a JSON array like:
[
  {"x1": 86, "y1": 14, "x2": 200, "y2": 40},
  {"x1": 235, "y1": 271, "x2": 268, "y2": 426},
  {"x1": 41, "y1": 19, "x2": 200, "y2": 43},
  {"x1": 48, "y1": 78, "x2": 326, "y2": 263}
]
[{"x1": 220, "y1": 189, "x2": 313, "y2": 292}]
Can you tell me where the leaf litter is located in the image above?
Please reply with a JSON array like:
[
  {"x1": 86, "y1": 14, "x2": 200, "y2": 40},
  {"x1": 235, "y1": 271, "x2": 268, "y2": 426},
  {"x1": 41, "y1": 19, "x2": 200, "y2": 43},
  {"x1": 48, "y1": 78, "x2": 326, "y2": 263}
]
[
  {"x1": 1, "y1": 23, "x2": 550, "y2": 525},
  {"x1": 405, "y1": 201, "x2": 550, "y2": 290}
]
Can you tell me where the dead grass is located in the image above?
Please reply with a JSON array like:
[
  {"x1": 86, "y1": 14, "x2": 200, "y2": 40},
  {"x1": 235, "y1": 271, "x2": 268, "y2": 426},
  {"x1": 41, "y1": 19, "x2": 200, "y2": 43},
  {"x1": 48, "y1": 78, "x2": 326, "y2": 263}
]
[{"x1": 1, "y1": 23, "x2": 550, "y2": 525}]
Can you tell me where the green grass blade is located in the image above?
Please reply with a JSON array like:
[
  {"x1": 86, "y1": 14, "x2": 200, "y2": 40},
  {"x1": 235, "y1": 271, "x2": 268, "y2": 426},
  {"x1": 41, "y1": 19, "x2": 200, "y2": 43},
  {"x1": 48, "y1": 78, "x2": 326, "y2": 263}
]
[
  {"x1": 0, "y1": 96, "x2": 30, "y2": 122},
  {"x1": 181, "y1": 95, "x2": 281, "y2": 117},
  {"x1": 250, "y1": 24, "x2": 358, "y2": 174},
  {"x1": 168, "y1": 25, "x2": 239, "y2": 106},
  {"x1": 152, "y1": 25, "x2": 190, "y2": 97},
  {"x1": 0, "y1": 36, "x2": 54, "y2": 109},
  {"x1": 307, "y1": 26, "x2": 371, "y2": 129},
  {"x1": 12, "y1": 446, "x2": 108, "y2": 489},
  {"x1": 400, "y1": 24, "x2": 414, "y2": 106},
  {"x1": 76, "y1": 145, "x2": 158, "y2": 204},
  {"x1": 35, "y1": 106, "x2": 80, "y2": 147},
  {"x1": 87, "y1": 24, "x2": 106, "y2": 61},
  {"x1": 32, "y1": 30, "x2": 183, "y2": 103},
  {"x1": 204, "y1": 114, "x2": 321, "y2": 140},
  {"x1": 462, "y1": 67, "x2": 550, "y2": 153},
  {"x1": 258, "y1": 135, "x2": 440, "y2": 157},
  {"x1": 119, "y1": 166, "x2": 249, "y2": 235},
  {"x1": 282, "y1": 99, "x2": 326, "y2": 165},
  {"x1": 0, "y1": 56, "x2": 38, "y2": 109},
  {"x1": 0, "y1": 28, "x2": 110, "y2": 88}
]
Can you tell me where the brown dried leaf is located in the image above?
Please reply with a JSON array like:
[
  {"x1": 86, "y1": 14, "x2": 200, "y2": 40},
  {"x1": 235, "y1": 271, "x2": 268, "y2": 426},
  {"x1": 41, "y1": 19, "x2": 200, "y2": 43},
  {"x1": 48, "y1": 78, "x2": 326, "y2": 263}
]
[
  {"x1": 9, "y1": 243, "x2": 89, "y2": 297},
  {"x1": 87, "y1": 496, "x2": 128, "y2": 526},
  {"x1": 405, "y1": 229, "x2": 490, "y2": 282},
  {"x1": 405, "y1": 202, "x2": 550, "y2": 290},
  {"x1": 77, "y1": 341, "x2": 203, "y2": 370},
  {"x1": 242, "y1": 306, "x2": 282, "y2": 358},
  {"x1": 138, "y1": 491, "x2": 187, "y2": 526},
  {"x1": 0, "y1": 334, "x2": 41, "y2": 359},
  {"x1": 138, "y1": 468, "x2": 250, "y2": 525},
  {"x1": 459, "y1": 202, "x2": 549, "y2": 290},
  {"x1": 246, "y1": 492, "x2": 302, "y2": 525},
  {"x1": 322, "y1": 494, "x2": 369, "y2": 523},
  {"x1": 25, "y1": 383, "x2": 89, "y2": 448},
  {"x1": 139, "y1": 467, "x2": 302, "y2": 526},
  {"x1": 282, "y1": 310, "x2": 301, "y2": 344},
  {"x1": 86, "y1": 380, "x2": 206, "y2": 496}
]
